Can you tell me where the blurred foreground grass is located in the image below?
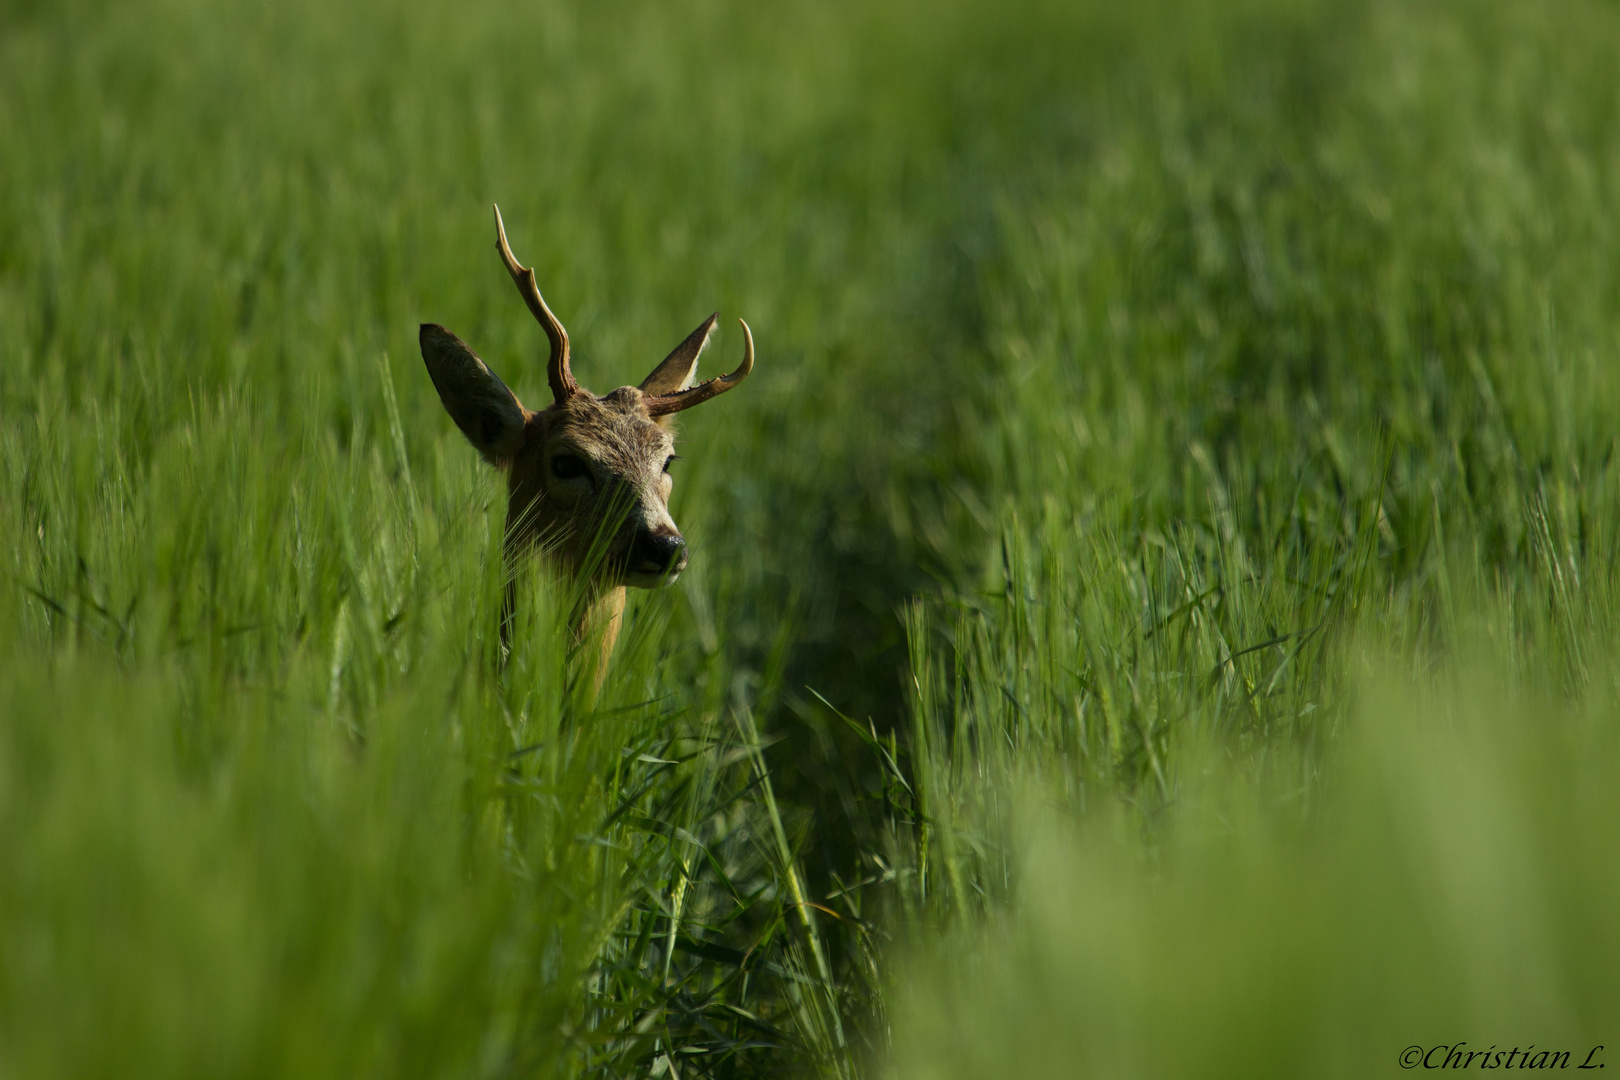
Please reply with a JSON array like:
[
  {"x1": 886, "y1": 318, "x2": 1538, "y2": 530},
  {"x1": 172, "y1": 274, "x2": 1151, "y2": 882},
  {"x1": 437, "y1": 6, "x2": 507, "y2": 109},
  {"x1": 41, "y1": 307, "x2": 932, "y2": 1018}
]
[
  {"x1": 889, "y1": 648, "x2": 1620, "y2": 1079},
  {"x1": 2, "y1": 0, "x2": 1619, "y2": 1076}
]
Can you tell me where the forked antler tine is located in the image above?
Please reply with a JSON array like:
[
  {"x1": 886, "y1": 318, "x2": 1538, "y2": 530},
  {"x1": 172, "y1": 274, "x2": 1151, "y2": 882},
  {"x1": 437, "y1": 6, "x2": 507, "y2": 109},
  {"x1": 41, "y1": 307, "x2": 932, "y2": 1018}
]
[
  {"x1": 493, "y1": 204, "x2": 578, "y2": 404},
  {"x1": 644, "y1": 319, "x2": 754, "y2": 417}
]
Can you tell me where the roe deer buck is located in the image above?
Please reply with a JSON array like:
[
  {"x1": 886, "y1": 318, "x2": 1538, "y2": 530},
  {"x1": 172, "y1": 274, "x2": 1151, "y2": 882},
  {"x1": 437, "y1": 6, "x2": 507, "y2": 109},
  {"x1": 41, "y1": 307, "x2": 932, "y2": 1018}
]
[{"x1": 419, "y1": 206, "x2": 753, "y2": 676}]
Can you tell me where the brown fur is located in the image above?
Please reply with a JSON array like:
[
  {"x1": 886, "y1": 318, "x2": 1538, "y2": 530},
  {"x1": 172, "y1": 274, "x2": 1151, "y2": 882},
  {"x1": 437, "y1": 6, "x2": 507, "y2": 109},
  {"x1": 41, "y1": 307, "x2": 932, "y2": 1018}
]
[
  {"x1": 421, "y1": 210, "x2": 751, "y2": 685},
  {"x1": 504, "y1": 387, "x2": 681, "y2": 586},
  {"x1": 499, "y1": 385, "x2": 683, "y2": 667},
  {"x1": 422, "y1": 325, "x2": 695, "y2": 665}
]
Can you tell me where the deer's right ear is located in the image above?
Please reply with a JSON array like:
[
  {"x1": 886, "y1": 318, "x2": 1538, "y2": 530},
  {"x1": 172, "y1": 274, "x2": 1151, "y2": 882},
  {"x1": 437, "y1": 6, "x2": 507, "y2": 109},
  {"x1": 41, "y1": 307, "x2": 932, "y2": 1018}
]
[
  {"x1": 419, "y1": 324, "x2": 527, "y2": 464},
  {"x1": 639, "y1": 313, "x2": 719, "y2": 396}
]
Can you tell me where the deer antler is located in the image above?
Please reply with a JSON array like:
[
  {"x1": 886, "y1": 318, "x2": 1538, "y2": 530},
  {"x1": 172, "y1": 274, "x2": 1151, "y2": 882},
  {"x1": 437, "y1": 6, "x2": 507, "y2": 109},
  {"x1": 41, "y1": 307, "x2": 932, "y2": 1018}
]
[
  {"x1": 644, "y1": 319, "x2": 754, "y2": 417},
  {"x1": 493, "y1": 204, "x2": 578, "y2": 404}
]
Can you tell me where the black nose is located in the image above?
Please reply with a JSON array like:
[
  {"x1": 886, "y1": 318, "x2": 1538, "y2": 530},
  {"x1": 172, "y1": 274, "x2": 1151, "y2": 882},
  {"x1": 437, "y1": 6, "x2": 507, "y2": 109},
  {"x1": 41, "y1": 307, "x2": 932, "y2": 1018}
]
[{"x1": 629, "y1": 530, "x2": 686, "y2": 575}]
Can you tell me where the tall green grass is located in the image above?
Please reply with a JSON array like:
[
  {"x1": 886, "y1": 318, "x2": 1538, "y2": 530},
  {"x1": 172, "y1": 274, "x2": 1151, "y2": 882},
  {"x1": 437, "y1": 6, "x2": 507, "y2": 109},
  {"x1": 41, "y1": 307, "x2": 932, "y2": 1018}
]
[
  {"x1": 2, "y1": 0, "x2": 957, "y2": 1072},
  {"x1": 3, "y1": 0, "x2": 1619, "y2": 1076},
  {"x1": 880, "y1": 0, "x2": 1620, "y2": 896},
  {"x1": 874, "y1": 1, "x2": 1620, "y2": 1073},
  {"x1": 888, "y1": 651, "x2": 1620, "y2": 1079}
]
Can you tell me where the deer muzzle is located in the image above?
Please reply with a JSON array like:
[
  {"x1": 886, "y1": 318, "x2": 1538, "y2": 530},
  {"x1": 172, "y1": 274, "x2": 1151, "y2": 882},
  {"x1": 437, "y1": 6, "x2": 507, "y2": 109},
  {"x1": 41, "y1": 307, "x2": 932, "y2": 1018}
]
[{"x1": 627, "y1": 528, "x2": 687, "y2": 584}]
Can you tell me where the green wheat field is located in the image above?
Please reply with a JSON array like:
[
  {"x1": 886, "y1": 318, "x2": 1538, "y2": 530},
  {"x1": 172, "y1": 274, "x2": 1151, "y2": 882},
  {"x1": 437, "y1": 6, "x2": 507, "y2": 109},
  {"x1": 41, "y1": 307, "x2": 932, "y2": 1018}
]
[{"x1": 3, "y1": 0, "x2": 1618, "y2": 1076}]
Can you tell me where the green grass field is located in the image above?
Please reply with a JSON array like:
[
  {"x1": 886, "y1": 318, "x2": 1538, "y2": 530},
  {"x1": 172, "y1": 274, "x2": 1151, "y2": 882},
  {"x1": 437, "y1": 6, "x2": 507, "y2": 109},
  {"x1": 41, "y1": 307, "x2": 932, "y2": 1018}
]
[{"x1": 3, "y1": 0, "x2": 1619, "y2": 1076}]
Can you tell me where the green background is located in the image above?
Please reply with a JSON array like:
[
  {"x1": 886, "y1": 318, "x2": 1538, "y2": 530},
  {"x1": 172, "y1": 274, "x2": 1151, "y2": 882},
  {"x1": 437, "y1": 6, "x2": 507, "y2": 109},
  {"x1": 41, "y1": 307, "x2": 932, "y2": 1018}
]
[{"x1": 2, "y1": 0, "x2": 1617, "y2": 1076}]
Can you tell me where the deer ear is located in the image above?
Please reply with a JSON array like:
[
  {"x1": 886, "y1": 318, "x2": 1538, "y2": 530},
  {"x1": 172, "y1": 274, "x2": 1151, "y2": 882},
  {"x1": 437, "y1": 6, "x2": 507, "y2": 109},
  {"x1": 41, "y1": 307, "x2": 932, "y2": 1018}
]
[
  {"x1": 419, "y1": 324, "x2": 527, "y2": 464},
  {"x1": 638, "y1": 313, "x2": 719, "y2": 396}
]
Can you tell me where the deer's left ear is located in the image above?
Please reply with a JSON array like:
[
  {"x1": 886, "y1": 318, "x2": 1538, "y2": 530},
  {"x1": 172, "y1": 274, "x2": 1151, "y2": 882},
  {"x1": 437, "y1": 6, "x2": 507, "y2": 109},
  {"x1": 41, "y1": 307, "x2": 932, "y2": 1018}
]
[
  {"x1": 420, "y1": 323, "x2": 528, "y2": 465},
  {"x1": 639, "y1": 313, "x2": 719, "y2": 396}
]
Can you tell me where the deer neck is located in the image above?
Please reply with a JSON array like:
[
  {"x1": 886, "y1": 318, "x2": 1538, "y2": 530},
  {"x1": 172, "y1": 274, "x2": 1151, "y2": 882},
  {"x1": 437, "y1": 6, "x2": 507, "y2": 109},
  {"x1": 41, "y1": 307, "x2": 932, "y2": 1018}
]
[
  {"x1": 496, "y1": 557, "x2": 626, "y2": 694},
  {"x1": 574, "y1": 584, "x2": 626, "y2": 693}
]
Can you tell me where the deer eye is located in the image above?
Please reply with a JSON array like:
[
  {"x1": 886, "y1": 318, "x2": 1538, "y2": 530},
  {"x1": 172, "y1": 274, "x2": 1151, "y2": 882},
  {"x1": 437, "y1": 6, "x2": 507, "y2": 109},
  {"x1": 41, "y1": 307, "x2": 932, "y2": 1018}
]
[
  {"x1": 550, "y1": 454, "x2": 588, "y2": 481},
  {"x1": 663, "y1": 455, "x2": 679, "y2": 473}
]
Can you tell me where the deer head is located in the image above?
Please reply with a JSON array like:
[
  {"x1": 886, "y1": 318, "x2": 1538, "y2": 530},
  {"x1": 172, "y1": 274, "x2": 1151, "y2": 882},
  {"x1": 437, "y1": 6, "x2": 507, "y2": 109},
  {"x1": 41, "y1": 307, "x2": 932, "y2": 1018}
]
[{"x1": 420, "y1": 206, "x2": 753, "y2": 654}]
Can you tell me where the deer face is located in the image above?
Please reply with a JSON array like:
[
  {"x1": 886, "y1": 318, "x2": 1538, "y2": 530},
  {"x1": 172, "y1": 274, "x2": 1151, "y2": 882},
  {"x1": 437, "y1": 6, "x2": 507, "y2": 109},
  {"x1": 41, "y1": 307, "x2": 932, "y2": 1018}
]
[
  {"x1": 419, "y1": 208, "x2": 752, "y2": 594},
  {"x1": 507, "y1": 387, "x2": 685, "y2": 587}
]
